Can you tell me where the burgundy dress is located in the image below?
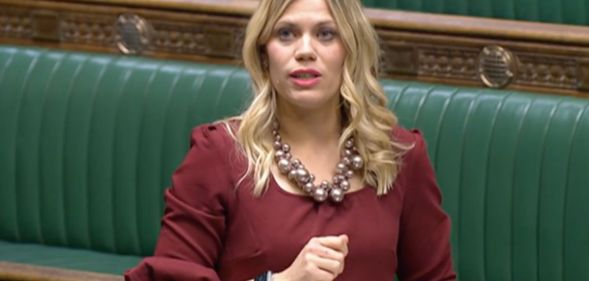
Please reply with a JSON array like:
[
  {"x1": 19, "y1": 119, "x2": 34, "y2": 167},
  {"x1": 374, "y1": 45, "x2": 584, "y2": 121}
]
[{"x1": 125, "y1": 123, "x2": 456, "y2": 281}]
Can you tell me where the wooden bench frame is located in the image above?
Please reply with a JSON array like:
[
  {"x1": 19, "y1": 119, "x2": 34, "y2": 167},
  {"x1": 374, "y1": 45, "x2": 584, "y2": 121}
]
[{"x1": 0, "y1": 262, "x2": 121, "y2": 281}]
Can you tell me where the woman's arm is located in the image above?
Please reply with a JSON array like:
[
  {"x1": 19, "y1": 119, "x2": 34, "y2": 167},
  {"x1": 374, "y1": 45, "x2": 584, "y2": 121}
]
[
  {"x1": 125, "y1": 125, "x2": 233, "y2": 281},
  {"x1": 396, "y1": 131, "x2": 456, "y2": 281}
]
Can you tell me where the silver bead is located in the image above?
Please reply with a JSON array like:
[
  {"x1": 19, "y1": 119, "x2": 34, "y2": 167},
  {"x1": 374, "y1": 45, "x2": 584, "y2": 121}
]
[
  {"x1": 282, "y1": 144, "x2": 290, "y2": 153},
  {"x1": 291, "y1": 159, "x2": 301, "y2": 168},
  {"x1": 351, "y1": 155, "x2": 363, "y2": 170},
  {"x1": 342, "y1": 157, "x2": 351, "y2": 166},
  {"x1": 303, "y1": 182, "x2": 314, "y2": 193},
  {"x1": 336, "y1": 167, "x2": 347, "y2": 175},
  {"x1": 319, "y1": 180, "x2": 329, "y2": 189},
  {"x1": 295, "y1": 168, "x2": 309, "y2": 183},
  {"x1": 274, "y1": 141, "x2": 282, "y2": 149},
  {"x1": 336, "y1": 163, "x2": 346, "y2": 171},
  {"x1": 345, "y1": 169, "x2": 354, "y2": 178},
  {"x1": 274, "y1": 150, "x2": 285, "y2": 161},
  {"x1": 345, "y1": 139, "x2": 354, "y2": 149},
  {"x1": 313, "y1": 188, "x2": 328, "y2": 202},
  {"x1": 278, "y1": 159, "x2": 291, "y2": 173},
  {"x1": 340, "y1": 180, "x2": 350, "y2": 191},
  {"x1": 344, "y1": 149, "x2": 353, "y2": 157},
  {"x1": 308, "y1": 174, "x2": 315, "y2": 183},
  {"x1": 330, "y1": 188, "x2": 344, "y2": 203},
  {"x1": 333, "y1": 175, "x2": 341, "y2": 184},
  {"x1": 288, "y1": 169, "x2": 298, "y2": 180}
]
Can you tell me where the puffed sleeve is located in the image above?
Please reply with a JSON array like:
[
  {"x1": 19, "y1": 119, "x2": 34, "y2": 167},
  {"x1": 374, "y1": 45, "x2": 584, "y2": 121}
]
[
  {"x1": 396, "y1": 131, "x2": 456, "y2": 281},
  {"x1": 125, "y1": 124, "x2": 233, "y2": 281}
]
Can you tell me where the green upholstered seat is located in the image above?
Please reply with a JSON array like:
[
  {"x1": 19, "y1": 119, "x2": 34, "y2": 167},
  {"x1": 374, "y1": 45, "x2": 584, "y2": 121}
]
[
  {"x1": 362, "y1": 0, "x2": 589, "y2": 25},
  {"x1": 1, "y1": 45, "x2": 588, "y2": 280}
]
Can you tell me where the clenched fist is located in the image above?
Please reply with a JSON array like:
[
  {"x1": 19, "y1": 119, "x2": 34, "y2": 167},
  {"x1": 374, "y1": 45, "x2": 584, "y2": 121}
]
[{"x1": 272, "y1": 234, "x2": 349, "y2": 281}]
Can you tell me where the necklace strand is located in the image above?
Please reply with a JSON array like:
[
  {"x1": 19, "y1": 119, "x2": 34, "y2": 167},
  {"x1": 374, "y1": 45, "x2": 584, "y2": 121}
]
[{"x1": 272, "y1": 122, "x2": 364, "y2": 203}]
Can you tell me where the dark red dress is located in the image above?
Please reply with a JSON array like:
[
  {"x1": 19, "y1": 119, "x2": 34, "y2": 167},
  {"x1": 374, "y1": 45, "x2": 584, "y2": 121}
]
[{"x1": 125, "y1": 123, "x2": 456, "y2": 281}]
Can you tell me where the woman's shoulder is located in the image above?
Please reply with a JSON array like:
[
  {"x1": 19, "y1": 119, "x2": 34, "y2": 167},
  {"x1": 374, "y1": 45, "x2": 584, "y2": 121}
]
[
  {"x1": 189, "y1": 118, "x2": 240, "y2": 149},
  {"x1": 391, "y1": 124, "x2": 423, "y2": 146}
]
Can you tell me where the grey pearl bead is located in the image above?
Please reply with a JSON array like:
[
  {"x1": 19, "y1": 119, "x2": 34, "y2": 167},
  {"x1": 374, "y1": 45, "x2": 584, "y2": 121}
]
[
  {"x1": 274, "y1": 141, "x2": 282, "y2": 149},
  {"x1": 288, "y1": 169, "x2": 298, "y2": 180},
  {"x1": 295, "y1": 168, "x2": 309, "y2": 183},
  {"x1": 340, "y1": 180, "x2": 350, "y2": 191},
  {"x1": 336, "y1": 163, "x2": 346, "y2": 171},
  {"x1": 319, "y1": 180, "x2": 329, "y2": 189},
  {"x1": 282, "y1": 144, "x2": 290, "y2": 153},
  {"x1": 278, "y1": 159, "x2": 291, "y2": 173},
  {"x1": 333, "y1": 175, "x2": 341, "y2": 184},
  {"x1": 303, "y1": 182, "x2": 314, "y2": 193},
  {"x1": 291, "y1": 159, "x2": 301, "y2": 168},
  {"x1": 308, "y1": 174, "x2": 315, "y2": 183},
  {"x1": 330, "y1": 188, "x2": 344, "y2": 203},
  {"x1": 274, "y1": 150, "x2": 285, "y2": 161},
  {"x1": 274, "y1": 134, "x2": 281, "y2": 142},
  {"x1": 345, "y1": 169, "x2": 354, "y2": 178},
  {"x1": 313, "y1": 188, "x2": 328, "y2": 202},
  {"x1": 336, "y1": 167, "x2": 347, "y2": 175},
  {"x1": 351, "y1": 155, "x2": 364, "y2": 170},
  {"x1": 342, "y1": 157, "x2": 351, "y2": 166},
  {"x1": 344, "y1": 149, "x2": 353, "y2": 157},
  {"x1": 284, "y1": 152, "x2": 292, "y2": 160},
  {"x1": 345, "y1": 139, "x2": 354, "y2": 148}
]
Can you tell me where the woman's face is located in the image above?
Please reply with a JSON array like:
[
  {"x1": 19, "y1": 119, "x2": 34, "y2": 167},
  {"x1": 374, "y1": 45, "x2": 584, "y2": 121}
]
[{"x1": 266, "y1": 0, "x2": 346, "y2": 112}]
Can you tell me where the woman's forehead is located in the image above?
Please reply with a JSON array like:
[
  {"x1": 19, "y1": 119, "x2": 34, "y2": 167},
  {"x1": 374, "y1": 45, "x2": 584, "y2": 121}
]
[{"x1": 276, "y1": 0, "x2": 334, "y2": 24}]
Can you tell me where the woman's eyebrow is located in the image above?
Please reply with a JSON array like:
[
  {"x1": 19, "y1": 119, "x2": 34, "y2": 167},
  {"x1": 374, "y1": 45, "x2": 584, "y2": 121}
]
[
  {"x1": 276, "y1": 17, "x2": 335, "y2": 25},
  {"x1": 274, "y1": 21, "x2": 297, "y2": 28}
]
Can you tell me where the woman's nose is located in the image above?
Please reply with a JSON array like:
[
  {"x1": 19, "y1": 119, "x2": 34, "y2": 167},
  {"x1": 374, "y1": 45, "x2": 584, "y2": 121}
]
[{"x1": 294, "y1": 34, "x2": 317, "y2": 62}]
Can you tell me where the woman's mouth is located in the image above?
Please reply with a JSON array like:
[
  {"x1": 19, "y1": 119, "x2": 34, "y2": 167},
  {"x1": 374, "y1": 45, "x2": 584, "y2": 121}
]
[{"x1": 289, "y1": 69, "x2": 321, "y2": 88}]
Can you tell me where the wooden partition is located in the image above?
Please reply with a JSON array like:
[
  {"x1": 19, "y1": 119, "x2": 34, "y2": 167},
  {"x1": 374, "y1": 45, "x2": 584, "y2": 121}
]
[
  {"x1": 1, "y1": 0, "x2": 588, "y2": 98},
  {"x1": 0, "y1": 262, "x2": 121, "y2": 281}
]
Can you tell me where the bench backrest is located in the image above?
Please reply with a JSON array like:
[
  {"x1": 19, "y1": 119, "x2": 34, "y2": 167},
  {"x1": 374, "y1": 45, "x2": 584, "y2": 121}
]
[
  {"x1": 362, "y1": 0, "x2": 589, "y2": 25},
  {"x1": 1, "y1": 46, "x2": 588, "y2": 281}
]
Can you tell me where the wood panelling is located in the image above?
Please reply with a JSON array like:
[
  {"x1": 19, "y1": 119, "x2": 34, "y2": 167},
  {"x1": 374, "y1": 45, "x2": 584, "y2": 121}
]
[{"x1": 1, "y1": 0, "x2": 588, "y2": 97}]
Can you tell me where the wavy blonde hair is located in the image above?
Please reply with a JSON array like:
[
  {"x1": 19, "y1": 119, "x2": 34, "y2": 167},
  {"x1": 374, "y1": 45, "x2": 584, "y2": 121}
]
[{"x1": 226, "y1": 0, "x2": 408, "y2": 196}]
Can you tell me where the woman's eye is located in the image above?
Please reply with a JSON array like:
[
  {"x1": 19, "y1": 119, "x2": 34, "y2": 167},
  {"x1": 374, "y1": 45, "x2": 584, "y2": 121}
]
[
  {"x1": 277, "y1": 28, "x2": 295, "y2": 41},
  {"x1": 318, "y1": 29, "x2": 337, "y2": 41}
]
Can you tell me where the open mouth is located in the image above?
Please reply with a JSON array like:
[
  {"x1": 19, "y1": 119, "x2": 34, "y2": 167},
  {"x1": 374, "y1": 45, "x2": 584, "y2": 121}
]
[{"x1": 290, "y1": 73, "x2": 320, "y2": 79}]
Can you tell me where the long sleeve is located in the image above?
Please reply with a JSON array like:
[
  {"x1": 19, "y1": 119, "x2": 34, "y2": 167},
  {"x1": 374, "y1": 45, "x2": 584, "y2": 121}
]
[
  {"x1": 125, "y1": 124, "x2": 234, "y2": 281},
  {"x1": 396, "y1": 131, "x2": 456, "y2": 281}
]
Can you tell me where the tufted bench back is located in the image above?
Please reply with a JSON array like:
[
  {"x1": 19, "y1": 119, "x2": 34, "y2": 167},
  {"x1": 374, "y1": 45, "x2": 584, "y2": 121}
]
[{"x1": 362, "y1": 0, "x2": 589, "y2": 25}]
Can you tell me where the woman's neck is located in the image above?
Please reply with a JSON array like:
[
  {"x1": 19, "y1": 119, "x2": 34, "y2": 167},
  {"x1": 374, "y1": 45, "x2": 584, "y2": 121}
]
[{"x1": 276, "y1": 105, "x2": 341, "y2": 147}]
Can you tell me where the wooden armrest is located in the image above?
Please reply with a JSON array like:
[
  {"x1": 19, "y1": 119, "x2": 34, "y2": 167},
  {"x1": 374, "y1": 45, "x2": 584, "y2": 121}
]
[{"x1": 0, "y1": 261, "x2": 122, "y2": 281}]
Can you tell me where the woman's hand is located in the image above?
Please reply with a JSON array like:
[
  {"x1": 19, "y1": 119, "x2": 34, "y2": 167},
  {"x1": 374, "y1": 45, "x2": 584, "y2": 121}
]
[{"x1": 272, "y1": 234, "x2": 349, "y2": 281}]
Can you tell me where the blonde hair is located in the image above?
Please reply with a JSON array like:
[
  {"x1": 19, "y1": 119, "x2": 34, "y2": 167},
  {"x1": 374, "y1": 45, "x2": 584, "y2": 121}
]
[{"x1": 226, "y1": 0, "x2": 408, "y2": 196}]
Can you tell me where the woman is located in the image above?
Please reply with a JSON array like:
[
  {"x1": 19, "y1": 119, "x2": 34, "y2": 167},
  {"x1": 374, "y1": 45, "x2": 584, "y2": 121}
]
[{"x1": 125, "y1": 0, "x2": 456, "y2": 280}]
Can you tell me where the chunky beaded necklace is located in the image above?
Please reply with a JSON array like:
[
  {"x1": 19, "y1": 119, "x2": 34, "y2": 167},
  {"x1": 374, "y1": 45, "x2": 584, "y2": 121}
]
[{"x1": 272, "y1": 123, "x2": 364, "y2": 203}]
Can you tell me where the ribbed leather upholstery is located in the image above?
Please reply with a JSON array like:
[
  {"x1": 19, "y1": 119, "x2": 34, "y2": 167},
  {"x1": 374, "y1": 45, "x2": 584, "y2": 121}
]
[
  {"x1": 362, "y1": 0, "x2": 589, "y2": 25},
  {"x1": 0, "y1": 46, "x2": 250, "y2": 273},
  {"x1": 384, "y1": 82, "x2": 589, "y2": 281},
  {"x1": 1, "y1": 45, "x2": 588, "y2": 279}
]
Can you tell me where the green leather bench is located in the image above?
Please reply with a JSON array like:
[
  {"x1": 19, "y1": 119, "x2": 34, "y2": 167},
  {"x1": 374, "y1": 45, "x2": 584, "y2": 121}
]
[
  {"x1": 362, "y1": 0, "x2": 589, "y2": 25},
  {"x1": 1, "y1": 45, "x2": 588, "y2": 281}
]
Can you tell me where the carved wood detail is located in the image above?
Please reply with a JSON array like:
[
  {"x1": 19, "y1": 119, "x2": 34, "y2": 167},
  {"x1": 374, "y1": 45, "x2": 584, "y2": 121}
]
[
  {"x1": 0, "y1": 0, "x2": 588, "y2": 97},
  {"x1": 0, "y1": 7, "x2": 32, "y2": 39}
]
